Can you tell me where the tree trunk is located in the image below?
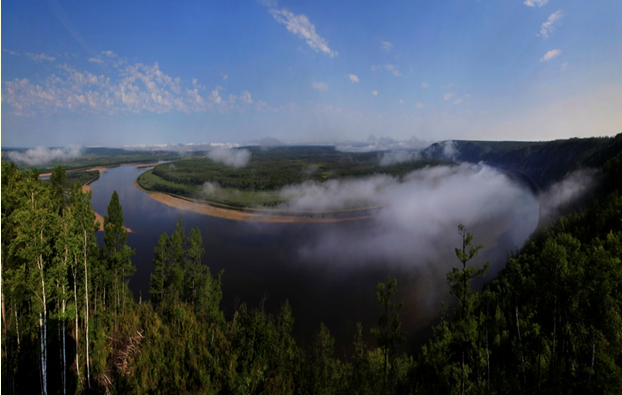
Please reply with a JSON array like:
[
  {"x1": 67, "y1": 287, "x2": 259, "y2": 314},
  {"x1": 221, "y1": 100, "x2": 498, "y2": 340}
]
[
  {"x1": 515, "y1": 304, "x2": 526, "y2": 385},
  {"x1": 84, "y1": 230, "x2": 91, "y2": 389},
  {"x1": 39, "y1": 249, "x2": 48, "y2": 395},
  {"x1": 588, "y1": 328, "x2": 595, "y2": 386},
  {"x1": 486, "y1": 304, "x2": 490, "y2": 395},
  {"x1": 73, "y1": 265, "x2": 80, "y2": 384}
]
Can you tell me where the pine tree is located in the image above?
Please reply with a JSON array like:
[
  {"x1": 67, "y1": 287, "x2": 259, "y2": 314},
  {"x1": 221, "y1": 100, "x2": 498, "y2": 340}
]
[
  {"x1": 371, "y1": 275, "x2": 405, "y2": 394},
  {"x1": 446, "y1": 224, "x2": 490, "y2": 395},
  {"x1": 103, "y1": 190, "x2": 135, "y2": 323},
  {"x1": 149, "y1": 233, "x2": 169, "y2": 309}
]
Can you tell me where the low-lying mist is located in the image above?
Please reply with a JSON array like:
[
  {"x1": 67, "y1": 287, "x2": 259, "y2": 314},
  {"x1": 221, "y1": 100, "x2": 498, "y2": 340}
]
[
  {"x1": 262, "y1": 163, "x2": 593, "y2": 326},
  {"x1": 6, "y1": 146, "x2": 84, "y2": 166}
]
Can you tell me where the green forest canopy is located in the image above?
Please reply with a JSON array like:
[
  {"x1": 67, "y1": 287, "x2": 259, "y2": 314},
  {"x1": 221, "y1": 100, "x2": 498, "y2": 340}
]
[
  {"x1": 137, "y1": 146, "x2": 450, "y2": 208},
  {"x1": 2, "y1": 134, "x2": 622, "y2": 394}
]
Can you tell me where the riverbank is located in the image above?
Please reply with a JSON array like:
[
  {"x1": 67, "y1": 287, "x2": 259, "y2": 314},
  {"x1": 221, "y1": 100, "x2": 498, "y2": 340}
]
[
  {"x1": 134, "y1": 178, "x2": 373, "y2": 223},
  {"x1": 83, "y1": 182, "x2": 133, "y2": 232}
]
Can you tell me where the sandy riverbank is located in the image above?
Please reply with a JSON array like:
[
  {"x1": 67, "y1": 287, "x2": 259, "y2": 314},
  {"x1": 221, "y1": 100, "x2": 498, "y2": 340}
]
[
  {"x1": 82, "y1": 183, "x2": 132, "y2": 232},
  {"x1": 134, "y1": 179, "x2": 372, "y2": 223},
  {"x1": 148, "y1": 192, "x2": 373, "y2": 223}
]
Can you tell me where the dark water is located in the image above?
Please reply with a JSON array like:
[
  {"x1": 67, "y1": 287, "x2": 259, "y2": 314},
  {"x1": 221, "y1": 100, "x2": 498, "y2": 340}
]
[{"x1": 90, "y1": 164, "x2": 539, "y2": 353}]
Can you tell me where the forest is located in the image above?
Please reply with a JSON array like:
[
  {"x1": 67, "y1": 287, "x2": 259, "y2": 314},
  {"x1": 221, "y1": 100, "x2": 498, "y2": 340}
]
[
  {"x1": 137, "y1": 146, "x2": 449, "y2": 208},
  {"x1": 2, "y1": 134, "x2": 622, "y2": 394}
]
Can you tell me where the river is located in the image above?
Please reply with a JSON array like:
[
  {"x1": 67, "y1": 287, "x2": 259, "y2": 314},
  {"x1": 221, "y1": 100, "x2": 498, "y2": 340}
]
[{"x1": 89, "y1": 163, "x2": 539, "y2": 352}]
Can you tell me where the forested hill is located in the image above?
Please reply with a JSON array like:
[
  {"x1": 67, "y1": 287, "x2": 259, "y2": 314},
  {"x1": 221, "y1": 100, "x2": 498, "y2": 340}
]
[
  {"x1": 422, "y1": 135, "x2": 621, "y2": 190},
  {"x1": 2, "y1": 136, "x2": 622, "y2": 394}
]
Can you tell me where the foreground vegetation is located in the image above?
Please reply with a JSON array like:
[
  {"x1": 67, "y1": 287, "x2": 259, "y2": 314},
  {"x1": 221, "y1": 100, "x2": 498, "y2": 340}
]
[
  {"x1": 2, "y1": 134, "x2": 622, "y2": 394},
  {"x1": 138, "y1": 146, "x2": 449, "y2": 208}
]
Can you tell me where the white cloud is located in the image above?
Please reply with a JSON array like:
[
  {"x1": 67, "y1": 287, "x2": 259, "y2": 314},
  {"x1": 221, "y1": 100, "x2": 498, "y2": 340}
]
[
  {"x1": 312, "y1": 82, "x2": 329, "y2": 91},
  {"x1": 444, "y1": 92, "x2": 455, "y2": 101},
  {"x1": 4, "y1": 49, "x2": 20, "y2": 56},
  {"x1": 88, "y1": 58, "x2": 104, "y2": 64},
  {"x1": 372, "y1": 64, "x2": 401, "y2": 77},
  {"x1": 539, "y1": 10, "x2": 564, "y2": 38},
  {"x1": 381, "y1": 41, "x2": 393, "y2": 51},
  {"x1": 269, "y1": 8, "x2": 338, "y2": 57},
  {"x1": 524, "y1": 0, "x2": 548, "y2": 7},
  {"x1": 6, "y1": 146, "x2": 83, "y2": 165},
  {"x1": 421, "y1": 81, "x2": 429, "y2": 88},
  {"x1": 379, "y1": 150, "x2": 420, "y2": 166},
  {"x1": 26, "y1": 53, "x2": 56, "y2": 62},
  {"x1": 453, "y1": 94, "x2": 469, "y2": 105},
  {"x1": 385, "y1": 64, "x2": 401, "y2": 77},
  {"x1": 540, "y1": 49, "x2": 562, "y2": 62},
  {"x1": 441, "y1": 83, "x2": 455, "y2": 89},
  {"x1": 349, "y1": 74, "x2": 359, "y2": 83},
  {"x1": 223, "y1": 74, "x2": 229, "y2": 81},
  {"x1": 415, "y1": 102, "x2": 424, "y2": 109},
  {"x1": 372, "y1": 90, "x2": 378, "y2": 96},
  {"x1": 398, "y1": 99, "x2": 404, "y2": 105},
  {"x1": 102, "y1": 50, "x2": 117, "y2": 57},
  {"x1": 240, "y1": 90, "x2": 254, "y2": 104},
  {"x1": 336, "y1": 135, "x2": 431, "y2": 153},
  {"x1": 206, "y1": 147, "x2": 252, "y2": 168},
  {"x1": 1, "y1": 58, "x2": 261, "y2": 116}
]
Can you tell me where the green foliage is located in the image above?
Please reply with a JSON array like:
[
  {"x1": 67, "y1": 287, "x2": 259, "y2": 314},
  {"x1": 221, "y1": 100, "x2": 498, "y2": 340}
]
[
  {"x1": 103, "y1": 190, "x2": 136, "y2": 318},
  {"x1": 371, "y1": 275, "x2": 405, "y2": 394},
  {"x1": 137, "y1": 146, "x2": 450, "y2": 208},
  {"x1": 3, "y1": 135, "x2": 622, "y2": 395}
]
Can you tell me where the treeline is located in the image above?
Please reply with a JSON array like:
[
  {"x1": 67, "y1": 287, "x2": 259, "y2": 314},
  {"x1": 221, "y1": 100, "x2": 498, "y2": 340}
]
[
  {"x1": 142, "y1": 147, "x2": 448, "y2": 194},
  {"x1": 2, "y1": 140, "x2": 622, "y2": 394}
]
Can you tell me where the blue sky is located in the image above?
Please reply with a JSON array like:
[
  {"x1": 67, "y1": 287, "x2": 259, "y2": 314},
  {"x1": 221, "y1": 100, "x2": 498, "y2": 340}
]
[{"x1": 2, "y1": 0, "x2": 621, "y2": 147}]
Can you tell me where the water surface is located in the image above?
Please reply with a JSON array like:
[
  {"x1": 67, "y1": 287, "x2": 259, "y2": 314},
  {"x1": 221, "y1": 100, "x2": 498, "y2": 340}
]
[{"x1": 90, "y1": 164, "x2": 539, "y2": 352}]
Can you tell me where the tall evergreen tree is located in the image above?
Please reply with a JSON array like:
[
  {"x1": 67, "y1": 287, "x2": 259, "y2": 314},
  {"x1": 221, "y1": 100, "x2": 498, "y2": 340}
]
[
  {"x1": 103, "y1": 190, "x2": 135, "y2": 323},
  {"x1": 371, "y1": 275, "x2": 405, "y2": 394},
  {"x1": 446, "y1": 224, "x2": 490, "y2": 395}
]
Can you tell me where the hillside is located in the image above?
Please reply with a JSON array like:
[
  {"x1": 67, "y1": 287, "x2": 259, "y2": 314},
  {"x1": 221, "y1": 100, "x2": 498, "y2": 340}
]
[{"x1": 422, "y1": 136, "x2": 617, "y2": 191}]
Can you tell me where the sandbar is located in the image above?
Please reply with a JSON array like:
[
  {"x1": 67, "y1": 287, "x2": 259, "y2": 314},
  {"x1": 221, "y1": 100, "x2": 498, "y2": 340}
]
[{"x1": 134, "y1": 179, "x2": 372, "y2": 223}]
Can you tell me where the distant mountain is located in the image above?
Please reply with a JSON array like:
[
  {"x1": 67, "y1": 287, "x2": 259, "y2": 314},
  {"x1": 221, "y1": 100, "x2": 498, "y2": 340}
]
[{"x1": 422, "y1": 135, "x2": 622, "y2": 191}]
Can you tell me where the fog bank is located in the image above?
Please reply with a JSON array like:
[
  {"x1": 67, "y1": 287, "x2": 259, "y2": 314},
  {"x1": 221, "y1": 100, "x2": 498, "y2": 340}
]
[
  {"x1": 206, "y1": 147, "x2": 251, "y2": 168},
  {"x1": 6, "y1": 146, "x2": 84, "y2": 166}
]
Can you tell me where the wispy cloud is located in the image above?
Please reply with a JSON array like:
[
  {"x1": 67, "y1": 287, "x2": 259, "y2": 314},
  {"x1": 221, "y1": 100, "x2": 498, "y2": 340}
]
[
  {"x1": 415, "y1": 102, "x2": 424, "y2": 109},
  {"x1": 540, "y1": 49, "x2": 562, "y2": 62},
  {"x1": 381, "y1": 41, "x2": 393, "y2": 51},
  {"x1": 312, "y1": 82, "x2": 329, "y2": 91},
  {"x1": 539, "y1": 10, "x2": 563, "y2": 38},
  {"x1": 398, "y1": 99, "x2": 404, "y2": 105},
  {"x1": 3, "y1": 49, "x2": 20, "y2": 56},
  {"x1": 269, "y1": 8, "x2": 338, "y2": 57},
  {"x1": 444, "y1": 92, "x2": 455, "y2": 101},
  {"x1": 88, "y1": 57, "x2": 104, "y2": 64},
  {"x1": 26, "y1": 53, "x2": 56, "y2": 62},
  {"x1": 421, "y1": 81, "x2": 429, "y2": 88},
  {"x1": 372, "y1": 64, "x2": 401, "y2": 77},
  {"x1": 524, "y1": 0, "x2": 548, "y2": 7},
  {"x1": 372, "y1": 90, "x2": 378, "y2": 96},
  {"x1": 349, "y1": 74, "x2": 359, "y2": 83},
  {"x1": 46, "y1": 0, "x2": 92, "y2": 53}
]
